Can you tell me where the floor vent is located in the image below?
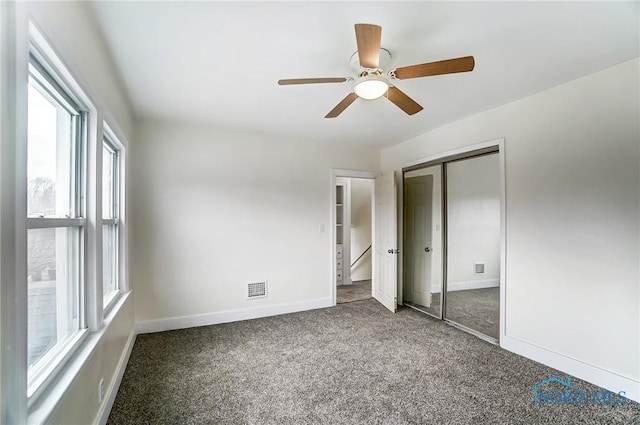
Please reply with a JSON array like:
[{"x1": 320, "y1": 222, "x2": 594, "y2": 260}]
[
  {"x1": 247, "y1": 281, "x2": 267, "y2": 299},
  {"x1": 474, "y1": 263, "x2": 485, "y2": 274}
]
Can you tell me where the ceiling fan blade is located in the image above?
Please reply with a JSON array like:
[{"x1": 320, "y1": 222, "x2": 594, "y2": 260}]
[
  {"x1": 325, "y1": 93, "x2": 358, "y2": 118},
  {"x1": 386, "y1": 86, "x2": 423, "y2": 115},
  {"x1": 278, "y1": 77, "x2": 349, "y2": 85},
  {"x1": 355, "y1": 24, "x2": 382, "y2": 69},
  {"x1": 394, "y1": 56, "x2": 475, "y2": 80}
]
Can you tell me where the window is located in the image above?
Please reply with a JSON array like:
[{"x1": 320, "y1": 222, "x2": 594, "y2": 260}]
[
  {"x1": 102, "y1": 136, "x2": 120, "y2": 306},
  {"x1": 26, "y1": 54, "x2": 87, "y2": 395}
]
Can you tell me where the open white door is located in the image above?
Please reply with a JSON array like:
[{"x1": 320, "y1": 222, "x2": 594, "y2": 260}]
[{"x1": 373, "y1": 171, "x2": 398, "y2": 312}]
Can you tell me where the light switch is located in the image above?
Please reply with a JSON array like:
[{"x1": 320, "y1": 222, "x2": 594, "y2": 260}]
[{"x1": 319, "y1": 224, "x2": 325, "y2": 233}]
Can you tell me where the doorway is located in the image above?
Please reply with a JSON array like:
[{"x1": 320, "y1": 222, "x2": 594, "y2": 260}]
[
  {"x1": 331, "y1": 169, "x2": 398, "y2": 312},
  {"x1": 402, "y1": 145, "x2": 502, "y2": 343},
  {"x1": 335, "y1": 177, "x2": 374, "y2": 304}
]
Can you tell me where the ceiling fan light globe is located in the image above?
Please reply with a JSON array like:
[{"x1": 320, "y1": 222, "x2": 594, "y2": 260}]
[{"x1": 354, "y1": 75, "x2": 389, "y2": 100}]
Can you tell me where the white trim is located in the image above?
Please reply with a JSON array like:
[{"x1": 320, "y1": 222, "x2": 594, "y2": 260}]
[
  {"x1": 24, "y1": 18, "x2": 94, "y2": 405},
  {"x1": 331, "y1": 169, "x2": 380, "y2": 180},
  {"x1": 396, "y1": 169, "x2": 405, "y2": 306},
  {"x1": 97, "y1": 328, "x2": 136, "y2": 425},
  {"x1": 431, "y1": 278, "x2": 499, "y2": 293},
  {"x1": 26, "y1": 217, "x2": 85, "y2": 228},
  {"x1": 400, "y1": 138, "x2": 503, "y2": 170},
  {"x1": 103, "y1": 121, "x2": 128, "y2": 295},
  {"x1": 27, "y1": 329, "x2": 89, "y2": 400},
  {"x1": 1, "y1": 1, "x2": 30, "y2": 422},
  {"x1": 501, "y1": 335, "x2": 640, "y2": 403},
  {"x1": 497, "y1": 139, "x2": 507, "y2": 348},
  {"x1": 136, "y1": 297, "x2": 333, "y2": 335}
]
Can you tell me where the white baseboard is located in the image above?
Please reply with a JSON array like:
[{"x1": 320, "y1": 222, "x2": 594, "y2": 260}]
[
  {"x1": 431, "y1": 278, "x2": 499, "y2": 294},
  {"x1": 136, "y1": 297, "x2": 333, "y2": 334},
  {"x1": 501, "y1": 335, "x2": 639, "y2": 403},
  {"x1": 97, "y1": 328, "x2": 137, "y2": 425}
]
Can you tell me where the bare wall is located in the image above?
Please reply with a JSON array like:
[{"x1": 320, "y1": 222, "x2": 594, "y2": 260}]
[
  {"x1": 381, "y1": 59, "x2": 640, "y2": 389},
  {"x1": 132, "y1": 121, "x2": 379, "y2": 324}
]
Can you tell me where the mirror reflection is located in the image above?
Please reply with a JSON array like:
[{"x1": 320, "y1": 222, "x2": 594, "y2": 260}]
[
  {"x1": 444, "y1": 153, "x2": 500, "y2": 340},
  {"x1": 403, "y1": 152, "x2": 500, "y2": 342},
  {"x1": 403, "y1": 165, "x2": 442, "y2": 317}
]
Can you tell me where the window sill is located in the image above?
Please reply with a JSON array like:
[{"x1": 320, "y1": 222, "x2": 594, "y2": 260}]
[
  {"x1": 103, "y1": 289, "x2": 121, "y2": 316},
  {"x1": 27, "y1": 290, "x2": 131, "y2": 425}
]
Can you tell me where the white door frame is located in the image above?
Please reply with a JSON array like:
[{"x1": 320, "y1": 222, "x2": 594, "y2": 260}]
[{"x1": 330, "y1": 169, "x2": 379, "y2": 306}]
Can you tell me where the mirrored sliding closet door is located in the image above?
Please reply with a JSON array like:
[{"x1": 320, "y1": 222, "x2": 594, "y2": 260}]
[
  {"x1": 443, "y1": 153, "x2": 500, "y2": 341},
  {"x1": 403, "y1": 149, "x2": 501, "y2": 343}
]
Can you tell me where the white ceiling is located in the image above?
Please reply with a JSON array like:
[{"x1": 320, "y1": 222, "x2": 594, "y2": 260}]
[{"x1": 89, "y1": 1, "x2": 639, "y2": 148}]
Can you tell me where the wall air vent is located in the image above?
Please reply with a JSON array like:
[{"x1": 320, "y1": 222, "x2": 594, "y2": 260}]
[
  {"x1": 247, "y1": 281, "x2": 267, "y2": 299},
  {"x1": 474, "y1": 263, "x2": 485, "y2": 274}
]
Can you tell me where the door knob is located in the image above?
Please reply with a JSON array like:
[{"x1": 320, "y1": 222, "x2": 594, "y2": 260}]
[{"x1": 425, "y1": 247, "x2": 431, "y2": 252}]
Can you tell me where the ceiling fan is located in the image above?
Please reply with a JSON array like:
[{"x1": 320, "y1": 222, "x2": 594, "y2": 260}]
[{"x1": 278, "y1": 23, "x2": 475, "y2": 118}]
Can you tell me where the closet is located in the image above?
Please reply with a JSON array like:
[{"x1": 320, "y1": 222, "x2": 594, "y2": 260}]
[{"x1": 403, "y1": 148, "x2": 501, "y2": 342}]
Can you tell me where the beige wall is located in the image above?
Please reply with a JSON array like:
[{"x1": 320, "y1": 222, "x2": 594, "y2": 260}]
[
  {"x1": 132, "y1": 121, "x2": 380, "y2": 324},
  {"x1": 350, "y1": 178, "x2": 372, "y2": 281},
  {"x1": 382, "y1": 59, "x2": 640, "y2": 387}
]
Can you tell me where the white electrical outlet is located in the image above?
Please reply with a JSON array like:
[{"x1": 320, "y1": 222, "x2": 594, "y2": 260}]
[{"x1": 98, "y1": 378, "x2": 105, "y2": 402}]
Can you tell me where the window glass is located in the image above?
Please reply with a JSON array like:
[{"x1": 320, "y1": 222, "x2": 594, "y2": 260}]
[
  {"x1": 102, "y1": 138, "x2": 119, "y2": 303},
  {"x1": 102, "y1": 144, "x2": 115, "y2": 219},
  {"x1": 103, "y1": 224, "x2": 117, "y2": 298},
  {"x1": 27, "y1": 228, "x2": 80, "y2": 368},
  {"x1": 27, "y1": 82, "x2": 73, "y2": 218}
]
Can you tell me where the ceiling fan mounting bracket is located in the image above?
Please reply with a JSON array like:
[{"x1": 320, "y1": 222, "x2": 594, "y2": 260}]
[
  {"x1": 358, "y1": 69, "x2": 383, "y2": 78},
  {"x1": 350, "y1": 48, "x2": 392, "y2": 74}
]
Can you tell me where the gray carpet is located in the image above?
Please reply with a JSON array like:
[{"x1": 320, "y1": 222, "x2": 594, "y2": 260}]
[
  {"x1": 108, "y1": 299, "x2": 640, "y2": 424},
  {"x1": 336, "y1": 280, "x2": 372, "y2": 304}
]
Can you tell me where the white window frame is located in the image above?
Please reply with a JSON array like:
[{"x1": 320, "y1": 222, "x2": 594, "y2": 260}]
[
  {"x1": 26, "y1": 49, "x2": 89, "y2": 400},
  {"x1": 2, "y1": 11, "x2": 131, "y2": 424},
  {"x1": 102, "y1": 132, "x2": 121, "y2": 310}
]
